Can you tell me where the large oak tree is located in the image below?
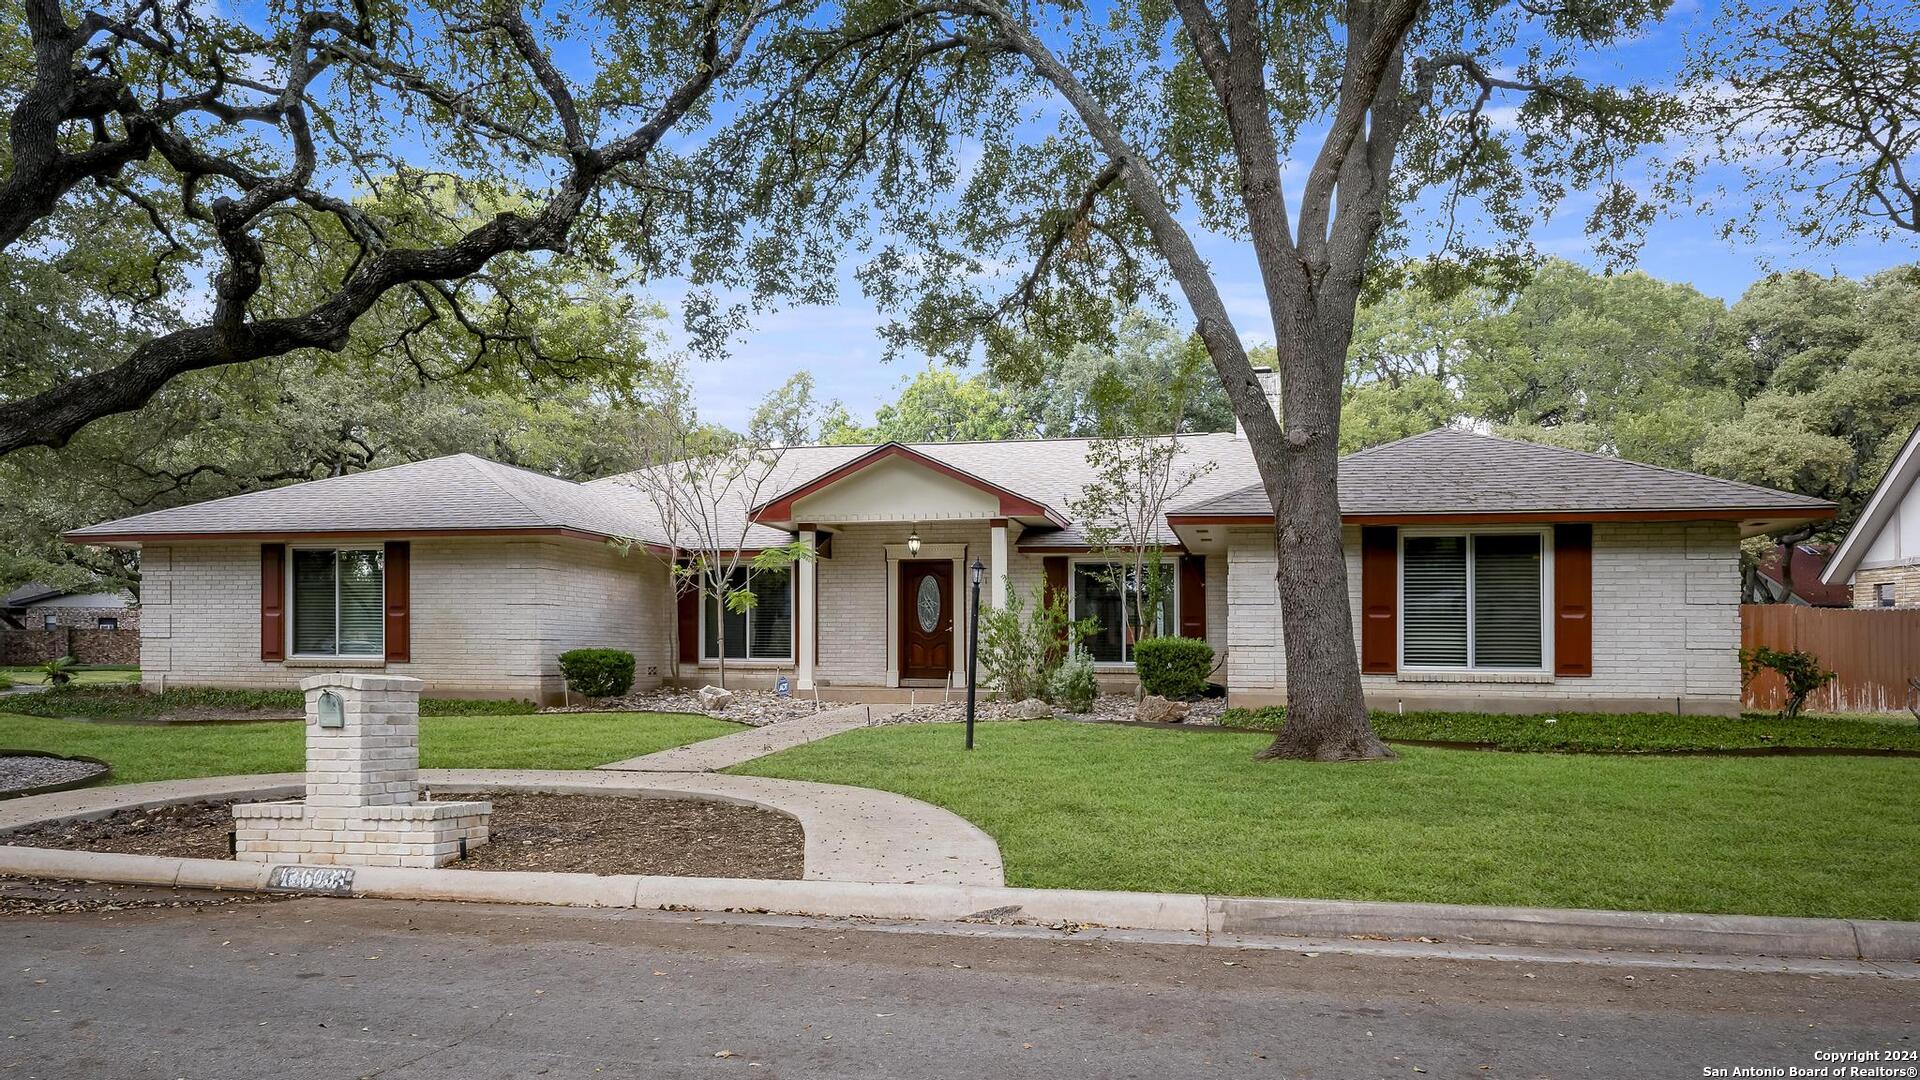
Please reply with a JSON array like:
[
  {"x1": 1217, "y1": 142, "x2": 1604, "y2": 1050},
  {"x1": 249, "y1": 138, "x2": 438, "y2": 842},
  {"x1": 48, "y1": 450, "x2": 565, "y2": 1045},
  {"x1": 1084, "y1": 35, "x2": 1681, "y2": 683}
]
[
  {"x1": 0, "y1": 0, "x2": 805, "y2": 456},
  {"x1": 733, "y1": 0, "x2": 1676, "y2": 758}
]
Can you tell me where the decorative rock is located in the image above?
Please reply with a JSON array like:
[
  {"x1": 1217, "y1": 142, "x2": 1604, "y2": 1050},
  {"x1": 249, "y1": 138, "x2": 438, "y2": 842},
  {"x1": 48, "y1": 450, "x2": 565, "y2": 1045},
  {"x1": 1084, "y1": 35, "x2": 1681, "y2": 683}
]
[
  {"x1": 1136, "y1": 695, "x2": 1190, "y2": 724},
  {"x1": 1005, "y1": 698, "x2": 1052, "y2": 720},
  {"x1": 697, "y1": 685, "x2": 736, "y2": 711}
]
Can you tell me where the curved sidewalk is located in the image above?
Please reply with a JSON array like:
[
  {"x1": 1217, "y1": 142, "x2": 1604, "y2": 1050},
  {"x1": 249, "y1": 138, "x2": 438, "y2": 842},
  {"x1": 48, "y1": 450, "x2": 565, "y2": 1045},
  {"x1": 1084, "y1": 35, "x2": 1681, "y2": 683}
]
[
  {"x1": 597, "y1": 703, "x2": 902, "y2": 772},
  {"x1": 0, "y1": 769, "x2": 1004, "y2": 887}
]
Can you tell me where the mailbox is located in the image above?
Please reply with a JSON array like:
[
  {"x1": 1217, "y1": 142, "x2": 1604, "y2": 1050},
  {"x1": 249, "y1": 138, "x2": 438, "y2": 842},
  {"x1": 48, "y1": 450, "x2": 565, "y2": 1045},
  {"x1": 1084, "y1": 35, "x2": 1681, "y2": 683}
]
[{"x1": 316, "y1": 689, "x2": 345, "y2": 729}]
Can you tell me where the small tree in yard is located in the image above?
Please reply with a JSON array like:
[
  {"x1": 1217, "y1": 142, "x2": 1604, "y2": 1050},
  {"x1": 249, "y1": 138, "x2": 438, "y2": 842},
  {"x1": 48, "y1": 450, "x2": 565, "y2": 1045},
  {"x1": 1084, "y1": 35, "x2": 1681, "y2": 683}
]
[
  {"x1": 613, "y1": 366, "x2": 828, "y2": 688},
  {"x1": 1741, "y1": 646, "x2": 1837, "y2": 721},
  {"x1": 1066, "y1": 360, "x2": 1215, "y2": 651}
]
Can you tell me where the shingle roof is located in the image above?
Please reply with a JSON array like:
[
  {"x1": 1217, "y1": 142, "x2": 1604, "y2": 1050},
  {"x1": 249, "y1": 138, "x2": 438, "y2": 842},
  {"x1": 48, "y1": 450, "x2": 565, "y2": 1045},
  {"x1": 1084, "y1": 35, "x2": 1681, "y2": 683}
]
[
  {"x1": 66, "y1": 454, "x2": 659, "y2": 541},
  {"x1": 586, "y1": 433, "x2": 1261, "y2": 549},
  {"x1": 1172, "y1": 428, "x2": 1836, "y2": 518},
  {"x1": 67, "y1": 427, "x2": 1831, "y2": 549}
]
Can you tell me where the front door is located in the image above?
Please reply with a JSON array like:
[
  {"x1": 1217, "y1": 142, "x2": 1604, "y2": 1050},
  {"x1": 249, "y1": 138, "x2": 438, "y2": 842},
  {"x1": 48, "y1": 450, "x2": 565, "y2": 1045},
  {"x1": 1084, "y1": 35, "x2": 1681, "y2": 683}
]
[{"x1": 900, "y1": 561, "x2": 954, "y2": 681}]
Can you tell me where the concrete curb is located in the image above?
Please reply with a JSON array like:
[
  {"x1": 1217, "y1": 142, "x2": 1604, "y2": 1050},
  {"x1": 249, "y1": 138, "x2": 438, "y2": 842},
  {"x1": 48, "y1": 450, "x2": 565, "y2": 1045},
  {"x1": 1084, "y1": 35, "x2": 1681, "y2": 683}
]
[{"x1": 0, "y1": 843, "x2": 1913, "y2": 962}]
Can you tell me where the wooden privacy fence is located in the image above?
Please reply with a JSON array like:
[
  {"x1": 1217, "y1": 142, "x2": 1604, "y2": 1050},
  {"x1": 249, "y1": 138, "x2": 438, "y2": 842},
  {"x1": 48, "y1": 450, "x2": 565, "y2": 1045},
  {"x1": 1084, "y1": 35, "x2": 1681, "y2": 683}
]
[{"x1": 1740, "y1": 604, "x2": 1920, "y2": 713}]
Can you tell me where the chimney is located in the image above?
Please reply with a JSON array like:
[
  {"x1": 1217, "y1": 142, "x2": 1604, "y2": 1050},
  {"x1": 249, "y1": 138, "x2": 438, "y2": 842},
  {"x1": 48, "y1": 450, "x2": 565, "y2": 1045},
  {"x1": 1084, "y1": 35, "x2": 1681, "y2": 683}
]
[{"x1": 1236, "y1": 365, "x2": 1281, "y2": 438}]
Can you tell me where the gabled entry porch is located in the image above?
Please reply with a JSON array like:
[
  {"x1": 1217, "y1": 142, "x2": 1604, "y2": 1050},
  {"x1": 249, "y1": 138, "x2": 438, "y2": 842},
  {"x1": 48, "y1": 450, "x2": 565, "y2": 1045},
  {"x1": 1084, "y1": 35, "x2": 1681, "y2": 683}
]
[{"x1": 750, "y1": 443, "x2": 1067, "y2": 691}]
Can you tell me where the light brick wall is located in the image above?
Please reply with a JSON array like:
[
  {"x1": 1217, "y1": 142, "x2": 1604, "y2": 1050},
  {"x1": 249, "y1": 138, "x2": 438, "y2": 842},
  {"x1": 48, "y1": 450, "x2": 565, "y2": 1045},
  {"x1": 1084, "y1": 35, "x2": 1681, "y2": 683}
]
[
  {"x1": 1852, "y1": 564, "x2": 1920, "y2": 608},
  {"x1": 138, "y1": 537, "x2": 670, "y2": 702},
  {"x1": 1226, "y1": 521, "x2": 1743, "y2": 714}
]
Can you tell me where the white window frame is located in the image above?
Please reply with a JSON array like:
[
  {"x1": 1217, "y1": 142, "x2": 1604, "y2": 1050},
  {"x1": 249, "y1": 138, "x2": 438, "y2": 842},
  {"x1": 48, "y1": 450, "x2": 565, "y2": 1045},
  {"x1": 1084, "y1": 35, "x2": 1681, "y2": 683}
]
[
  {"x1": 1397, "y1": 527, "x2": 1554, "y2": 674},
  {"x1": 698, "y1": 566, "x2": 796, "y2": 664},
  {"x1": 1067, "y1": 557, "x2": 1181, "y2": 668},
  {"x1": 288, "y1": 545, "x2": 386, "y2": 659}
]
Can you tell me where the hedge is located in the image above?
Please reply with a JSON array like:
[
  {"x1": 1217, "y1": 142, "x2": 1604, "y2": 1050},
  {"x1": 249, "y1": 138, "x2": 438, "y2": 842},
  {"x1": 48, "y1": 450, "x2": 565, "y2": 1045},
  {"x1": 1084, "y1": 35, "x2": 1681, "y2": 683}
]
[
  {"x1": 557, "y1": 648, "x2": 637, "y2": 698},
  {"x1": 1133, "y1": 636, "x2": 1214, "y2": 699}
]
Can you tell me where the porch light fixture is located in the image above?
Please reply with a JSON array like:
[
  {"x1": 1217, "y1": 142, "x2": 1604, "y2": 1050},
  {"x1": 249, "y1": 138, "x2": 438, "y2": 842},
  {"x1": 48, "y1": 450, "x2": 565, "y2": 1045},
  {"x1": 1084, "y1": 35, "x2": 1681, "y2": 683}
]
[{"x1": 906, "y1": 529, "x2": 921, "y2": 556}]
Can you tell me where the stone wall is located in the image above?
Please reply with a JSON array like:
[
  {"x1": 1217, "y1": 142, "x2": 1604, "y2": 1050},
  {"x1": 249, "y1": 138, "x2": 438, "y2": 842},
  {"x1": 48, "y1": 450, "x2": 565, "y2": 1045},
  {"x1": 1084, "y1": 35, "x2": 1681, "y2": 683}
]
[
  {"x1": 1226, "y1": 521, "x2": 1744, "y2": 715},
  {"x1": 1852, "y1": 563, "x2": 1920, "y2": 608},
  {"x1": 11, "y1": 604, "x2": 138, "y2": 631}
]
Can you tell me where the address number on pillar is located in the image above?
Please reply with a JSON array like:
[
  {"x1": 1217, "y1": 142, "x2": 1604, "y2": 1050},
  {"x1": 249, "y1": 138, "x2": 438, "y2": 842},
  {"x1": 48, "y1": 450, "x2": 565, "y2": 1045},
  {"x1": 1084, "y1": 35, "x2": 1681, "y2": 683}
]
[{"x1": 267, "y1": 865, "x2": 355, "y2": 896}]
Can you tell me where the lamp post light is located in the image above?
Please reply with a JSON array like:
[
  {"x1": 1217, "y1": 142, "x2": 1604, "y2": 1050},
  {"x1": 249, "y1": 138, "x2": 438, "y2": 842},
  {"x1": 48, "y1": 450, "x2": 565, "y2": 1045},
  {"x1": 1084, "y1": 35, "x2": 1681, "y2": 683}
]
[
  {"x1": 966, "y1": 558, "x2": 985, "y2": 751},
  {"x1": 906, "y1": 528, "x2": 921, "y2": 557}
]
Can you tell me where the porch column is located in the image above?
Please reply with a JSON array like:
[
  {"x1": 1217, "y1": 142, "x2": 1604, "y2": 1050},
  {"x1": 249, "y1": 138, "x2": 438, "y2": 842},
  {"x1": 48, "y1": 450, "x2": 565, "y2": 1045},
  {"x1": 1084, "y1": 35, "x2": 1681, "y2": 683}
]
[
  {"x1": 990, "y1": 518, "x2": 1009, "y2": 610},
  {"x1": 796, "y1": 526, "x2": 817, "y2": 690}
]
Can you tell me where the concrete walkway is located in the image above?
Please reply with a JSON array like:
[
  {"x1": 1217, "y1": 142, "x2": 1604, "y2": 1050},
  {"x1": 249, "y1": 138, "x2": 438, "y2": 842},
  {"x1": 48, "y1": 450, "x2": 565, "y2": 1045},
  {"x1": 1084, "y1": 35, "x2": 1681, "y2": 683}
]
[
  {"x1": 598, "y1": 703, "x2": 901, "y2": 772},
  {"x1": 0, "y1": 768, "x2": 1004, "y2": 886}
]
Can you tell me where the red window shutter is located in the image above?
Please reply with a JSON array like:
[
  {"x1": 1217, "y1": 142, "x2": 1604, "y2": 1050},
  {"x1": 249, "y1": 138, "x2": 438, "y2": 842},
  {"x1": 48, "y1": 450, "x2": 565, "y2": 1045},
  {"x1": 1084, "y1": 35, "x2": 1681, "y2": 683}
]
[
  {"x1": 1043, "y1": 556, "x2": 1069, "y2": 643},
  {"x1": 1554, "y1": 524, "x2": 1593, "y2": 677},
  {"x1": 1178, "y1": 555, "x2": 1206, "y2": 639},
  {"x1": 676, "y1": 568, "x2": 699, "y2": 663},
  {"x1": 260, "y1": 544, "x2": 286, "y2": 662},
  {"x1": 384, "y1": 541, "x2": 411, "y2": 663},
  {"x1": 1360, "y1": 526, "x2": 1397, "y2": 674}
]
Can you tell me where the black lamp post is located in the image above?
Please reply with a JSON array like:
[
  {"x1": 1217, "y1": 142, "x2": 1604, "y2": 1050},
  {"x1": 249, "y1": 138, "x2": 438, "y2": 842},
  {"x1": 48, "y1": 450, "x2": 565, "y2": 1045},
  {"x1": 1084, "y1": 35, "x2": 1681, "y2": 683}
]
[{"x1": 966, "y1": 558, "x2": 984, "y2": 751}]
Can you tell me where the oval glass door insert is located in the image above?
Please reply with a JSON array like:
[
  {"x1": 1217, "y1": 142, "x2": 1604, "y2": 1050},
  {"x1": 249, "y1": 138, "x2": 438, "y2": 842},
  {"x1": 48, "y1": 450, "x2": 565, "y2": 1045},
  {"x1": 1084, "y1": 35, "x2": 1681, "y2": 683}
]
[{"x1": 916, "y1": 574, "x2": 942, "y2": 632}]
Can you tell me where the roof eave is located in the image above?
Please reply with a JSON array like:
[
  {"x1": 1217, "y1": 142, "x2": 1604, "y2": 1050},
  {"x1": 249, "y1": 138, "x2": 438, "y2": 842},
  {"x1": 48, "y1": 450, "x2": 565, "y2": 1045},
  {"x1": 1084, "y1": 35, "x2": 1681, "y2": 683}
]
[
  {"x1": 1821, "y1": 423, "x2": 1920, "y2": 585},
  {"x1": 749, "y1": 442, "x2": 1069, "y2": 528}
]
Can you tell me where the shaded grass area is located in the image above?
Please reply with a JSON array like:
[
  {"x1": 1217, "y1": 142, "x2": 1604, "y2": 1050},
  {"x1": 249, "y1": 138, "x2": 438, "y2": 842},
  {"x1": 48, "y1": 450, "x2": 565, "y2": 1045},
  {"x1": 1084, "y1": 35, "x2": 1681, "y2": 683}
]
[
  {"x1": 734, "y1": 719, "x2": 1920, "y2": 921},
  {"x1": 1217, "y1": 706, "x2": 1920, "y2": 752},
  {"x1": 2, "y1": 686, "x2": 536, "y2": 722},
  {"x1": 0, "y1": 711, "x2": 740, "y2": 785},
  {"x1": 0, "y1": 666, "x2": 142, "y2": 687}
]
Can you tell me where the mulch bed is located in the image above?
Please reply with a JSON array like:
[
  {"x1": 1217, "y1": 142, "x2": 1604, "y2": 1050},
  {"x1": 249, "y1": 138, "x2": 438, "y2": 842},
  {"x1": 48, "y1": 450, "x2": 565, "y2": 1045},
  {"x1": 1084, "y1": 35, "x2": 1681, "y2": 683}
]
[{"x1": 1, "y1": 792, "x2": 805, "y2": 880}]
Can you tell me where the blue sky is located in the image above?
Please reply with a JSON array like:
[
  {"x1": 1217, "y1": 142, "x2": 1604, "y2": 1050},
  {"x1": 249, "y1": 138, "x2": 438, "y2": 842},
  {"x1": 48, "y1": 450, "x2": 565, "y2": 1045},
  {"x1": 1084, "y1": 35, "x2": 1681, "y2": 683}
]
[{"x1": 669, "y1": 0, "x2": 1916, "y2": 428}]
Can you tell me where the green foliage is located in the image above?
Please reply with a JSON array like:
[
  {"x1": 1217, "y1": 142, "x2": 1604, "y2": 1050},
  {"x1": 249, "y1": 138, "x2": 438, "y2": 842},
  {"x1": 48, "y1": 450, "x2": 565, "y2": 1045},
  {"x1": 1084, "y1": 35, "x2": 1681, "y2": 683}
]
[
  {"x1": 736, "y1": 720, "x2": 1920, "y2": 920},
  {"x1": 1220, "y1": 706, "x2": 1920, "y2": 752},
  {"x1": 1741, "y1": 647, "x2": 1838, "y2": 721},
  {"x1": 38, "y1": 655, "x2": 76, "y2": 688},
  {"x1": 1047, "y1": 650, "x2": 1098, "y2": 714},
  {"x1": 826, "y1": 368, "x2": 1036, "y2": 444},
  {"x1": 1685, "y1": 0, "x2": 1920, "y2": 247},
  {"x1": 1133, "y1": 637, "x2": 1214, "y2": 700},
  {"x1": 1, "y1": 712, "x2": 735, "y2": 786},
  {"x1": 0, "y1": 675, "x2": 13, "y2": 691},
  {"x1": 978, "y1": 579, "x2": 1094, "y2": 703},
  {"x1": 2, "y1": 686, "x2": 535, "y2": 722},
  {"x1": 557, "y1": 649, "x2": 638, "y2": 699}
]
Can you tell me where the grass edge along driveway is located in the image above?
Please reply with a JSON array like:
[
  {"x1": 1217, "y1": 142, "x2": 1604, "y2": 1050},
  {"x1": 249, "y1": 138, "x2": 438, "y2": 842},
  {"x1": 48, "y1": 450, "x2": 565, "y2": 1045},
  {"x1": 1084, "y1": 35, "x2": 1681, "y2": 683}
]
[
  {"x1": 0, "y1": 711, "x2": 740, "y2": 786},
  {"x1": 733, "y1": 719, "x2": 1920, "y2": 922}
]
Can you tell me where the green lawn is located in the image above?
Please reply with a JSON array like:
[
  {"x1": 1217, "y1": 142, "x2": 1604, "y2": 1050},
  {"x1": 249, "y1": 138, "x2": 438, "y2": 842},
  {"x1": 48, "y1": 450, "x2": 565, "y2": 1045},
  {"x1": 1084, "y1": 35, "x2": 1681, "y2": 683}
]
[
  {"x1": 1, "y1": 666, "x2": 141, "y2": 687},
  {"x1": 1219, "y1": 706, "x2": 1920, "y2": 752},
  {"x1": 734, "y1": 719, "x2": 1920, "y2": 921},
  {"x1": 0, "y1": 711, "x2": 740, "y2": 785},
  {"x1": 1, "y1": 685, "x2": 538, "y2": 722}
]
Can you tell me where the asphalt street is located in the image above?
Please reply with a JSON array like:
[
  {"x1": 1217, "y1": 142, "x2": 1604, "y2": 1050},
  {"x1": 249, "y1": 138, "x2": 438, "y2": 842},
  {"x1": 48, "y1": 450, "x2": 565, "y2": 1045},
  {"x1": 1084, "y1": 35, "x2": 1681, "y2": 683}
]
[{"x1": 0, "y1": 885, "x2": 1913, "y2": 1079}]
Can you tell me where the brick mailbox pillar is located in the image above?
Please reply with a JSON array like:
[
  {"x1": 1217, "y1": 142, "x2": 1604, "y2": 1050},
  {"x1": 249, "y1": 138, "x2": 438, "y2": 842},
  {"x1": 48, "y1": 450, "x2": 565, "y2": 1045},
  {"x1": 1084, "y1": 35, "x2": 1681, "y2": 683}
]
[{"x1": 233, "y1": 673, "x2": 491, "y2": 868}]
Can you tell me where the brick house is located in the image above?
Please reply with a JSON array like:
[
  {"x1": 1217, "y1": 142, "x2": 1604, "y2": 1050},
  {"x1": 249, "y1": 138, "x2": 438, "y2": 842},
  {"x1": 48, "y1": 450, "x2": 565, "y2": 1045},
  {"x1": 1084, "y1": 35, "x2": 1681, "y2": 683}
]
[
  {"x1": 1, "y1": 583, "x2": 137, "y2": 631},
  {"x1": 1822, "y1": 422, "x2": 1920, "y2": 609},
  {"x1": 67, "y1": 413, "x2": 1833, "y2": 714}
]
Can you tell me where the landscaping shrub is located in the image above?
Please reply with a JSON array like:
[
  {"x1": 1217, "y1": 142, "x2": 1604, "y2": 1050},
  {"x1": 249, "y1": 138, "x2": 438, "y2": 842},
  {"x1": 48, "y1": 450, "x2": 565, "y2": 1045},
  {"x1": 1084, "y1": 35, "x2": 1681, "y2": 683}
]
[
  {"x1": 1048, "y1": 649, "x2": 1097, "y2": 713},
  {"x1": 1133, "y1": 637, "x2": 1214, "y2": 699},
  {"x1": 557, "y1": 648, "x2": 636, "y2": 698},
  {"x1": 1741, "y1": 646, "x2": 1836, "y2": 720},
  {"x1": 40, "y1": 655, "x2": 77, "y2": 688},
  {"x1": 979, "y1": 580, "x2": 1095, "y2": 703},
  {"x1": 0, "y1": 674, "x2": 12, "y2": 690}
]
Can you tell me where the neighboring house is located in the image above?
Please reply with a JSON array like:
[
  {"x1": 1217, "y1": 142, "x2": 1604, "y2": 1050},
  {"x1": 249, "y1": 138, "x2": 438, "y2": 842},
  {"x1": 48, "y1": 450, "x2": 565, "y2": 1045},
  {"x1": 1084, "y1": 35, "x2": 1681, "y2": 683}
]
[
  {"x1": 66, "y1": 399, "x2": 1833, "y2": 714},
  {"x1": 1745, "y1": 543, "x2": 1851, "y2": 607},
  {"x1": 1822, "y1": 423, "x2": 1920, "y2": 608},
  {"x1": 1, "y1": 583, "x2": 137, "y2": 632}
]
